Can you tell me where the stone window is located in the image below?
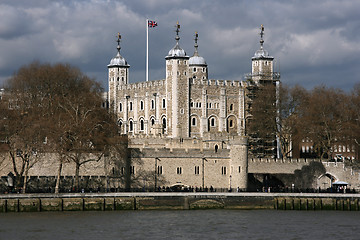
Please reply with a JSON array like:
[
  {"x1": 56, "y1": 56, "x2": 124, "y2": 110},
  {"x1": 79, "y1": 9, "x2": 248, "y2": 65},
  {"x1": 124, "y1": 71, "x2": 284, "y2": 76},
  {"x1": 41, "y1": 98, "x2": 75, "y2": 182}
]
[
  {"x1": 202, "y1": 68, "x2": 206, "y2": 72},
  {"x1": 221, "y1": 166, "x2": 226, "y2": 175},
  {"x1": 129, "y1": 102, "x2": 133, "y2": 111},
  {"x1": 151, "y1": 118, "x2": 155, "y2": 126},
  {"x1": 195, "y1": 166, "x2": 200, "y2": 175},
  {"x1": 238, "y1": 166, "x2": 241, "y2": 173},
  {"x1": 210, "y1": 118, "x2": 216, "y2": 127},
  {"x1": 157, "y1": 166, "x2": 163, "y2": 175},
  {"x1": 193, "y1": 67, "x2": 197, "y2": 72},
  {"x1": 130, "y1": 166, "x2": 135, "y2": 175},
  {"x1": 151, "y1": 99, "x2": 155, "y2": 109},
  {"x1": 162, "y1": 98, "x2": 166, "y2": 109},
  {"x1": 140, "y1": 100, "x2": 144, "y2": 110},
  {"x1": 119, "y1": 102, "x2": 122, "y2": 112},
  {"x1": 229, "y1": 120, "x2": 233, "y2": 128},
  {"x1": 129, "y1": 120, "x2": 133, "y2": 132},
  {"x1": 229, "y1": 104, "x2": 233, "y2": 111},
  {"x1": 177, "y1": 167, "x2": 182, "y2": 174},
  {"x1": 140, "y1": 119, "x2": 144, "y2": 131},
  {"x1": 192, "y1": 117, "x2": 197, "y2": 126}
]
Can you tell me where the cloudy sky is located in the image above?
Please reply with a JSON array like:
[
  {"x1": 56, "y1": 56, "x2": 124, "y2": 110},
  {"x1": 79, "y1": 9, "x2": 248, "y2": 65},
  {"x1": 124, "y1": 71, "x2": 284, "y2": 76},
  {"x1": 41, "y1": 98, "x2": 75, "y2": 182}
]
[{"x1": 0, "y1": 0, "x2": 359, "y2": 91}]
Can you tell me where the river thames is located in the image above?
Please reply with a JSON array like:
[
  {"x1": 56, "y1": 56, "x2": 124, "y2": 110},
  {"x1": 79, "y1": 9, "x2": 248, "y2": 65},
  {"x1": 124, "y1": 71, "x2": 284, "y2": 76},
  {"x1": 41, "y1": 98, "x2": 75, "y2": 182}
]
[{"x1": 1, "y1": 210, "x2": 360, "y2": 239}]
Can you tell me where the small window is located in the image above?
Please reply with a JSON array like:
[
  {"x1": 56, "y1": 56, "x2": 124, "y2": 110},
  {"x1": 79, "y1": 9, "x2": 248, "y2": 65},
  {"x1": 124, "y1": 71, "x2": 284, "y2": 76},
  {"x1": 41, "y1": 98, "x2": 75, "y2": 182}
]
[
  {"x1": 129, "y1": 121, "x2": 133, "y2": 132},
  {"x1": 202, "y1": 68, "x2": 206, "y2": 72},
  {"x1": 151, "y1": 118, "x2": 155, "y2": 125},
  {"x1": 151, "y1": 99, "x2": 155, "y2": 109},
  {"x1": 119, "y1": 103, "x2": 122, "y2": 112},
  {"x1": 195, "y1": 166, "x2": 200, "y2": 175},
  {"x1": 238, "y1": 166, "x2": 241, "y2": 173},
  {"x1": 162, "y1": 99, "x2": 166, "y2": 108},
  {"x1": 221, "y1": 166, "x2": 226, "y2": 175},
  {"x1": 130, "y1": 166, "x2": 135, "y2": 175},
  {"x1": 193, "y1": 67, "x2": 197, "y2": 72},
  {"x1": 129, "y1": 102, "x2": 133, "y2": 111},
  {"x1": 211, "y1": 118, "x2": 215, "y2": 127},
  {"x1": 177, "y1": 167, "x2": 182, "y2": 175},
  {"x1": 140, "y1": 101, "x2": 144, "y2": 110},
  {"x1": 192, "y1": 117, "x2": 196, "y2": 126},
  {"x1": 157, "y1": 166, "x2": 163, "y2": 175},
  {"x1": 229, "y1": 104, "x2": 233, "y2": 111},
  {"x1": 229, "y1": 120, "x2": 233, "y2": 128},
  {"x1": 140, "y1": 119, "x2": 144, "y2": 131}
]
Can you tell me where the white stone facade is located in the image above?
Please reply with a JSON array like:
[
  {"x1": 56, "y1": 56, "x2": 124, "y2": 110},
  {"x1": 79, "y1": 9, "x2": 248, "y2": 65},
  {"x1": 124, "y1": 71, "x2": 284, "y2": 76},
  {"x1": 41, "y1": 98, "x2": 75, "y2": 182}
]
[{"x1": 104, "y1": 24, "x2": 278, "y2": 190}]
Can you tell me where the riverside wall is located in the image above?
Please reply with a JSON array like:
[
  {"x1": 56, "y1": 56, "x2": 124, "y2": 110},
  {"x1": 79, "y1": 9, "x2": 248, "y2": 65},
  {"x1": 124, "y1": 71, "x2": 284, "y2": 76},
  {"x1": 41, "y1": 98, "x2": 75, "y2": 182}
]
[{"x1": 1, "y1": 192, "x2": 360, "y2": 212}]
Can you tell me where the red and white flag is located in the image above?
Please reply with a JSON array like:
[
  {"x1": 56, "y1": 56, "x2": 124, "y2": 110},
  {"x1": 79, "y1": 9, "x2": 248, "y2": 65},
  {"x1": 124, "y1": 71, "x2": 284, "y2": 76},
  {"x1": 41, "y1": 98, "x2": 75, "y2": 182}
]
[{"x1": 148, "y1": 20, "x2": 158, "y2": 28}]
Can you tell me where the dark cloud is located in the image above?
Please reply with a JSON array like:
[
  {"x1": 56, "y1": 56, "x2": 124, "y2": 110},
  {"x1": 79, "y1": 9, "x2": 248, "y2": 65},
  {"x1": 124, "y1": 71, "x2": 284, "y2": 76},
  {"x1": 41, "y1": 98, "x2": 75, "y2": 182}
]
[{"x1": 0, "y1": 0, "x2": 359, "y2": 92}]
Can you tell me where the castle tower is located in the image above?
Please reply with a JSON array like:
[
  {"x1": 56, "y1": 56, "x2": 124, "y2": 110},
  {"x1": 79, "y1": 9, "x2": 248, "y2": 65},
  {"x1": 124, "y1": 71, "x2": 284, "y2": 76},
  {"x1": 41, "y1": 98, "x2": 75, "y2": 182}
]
[
  {"x1": 165, "y1": 22, "x2": 190, "y2": 138},
  {"x1": 229, "y1": 137, "x2": 248, "y2": 191},
  {"x1": 251, "y1": 25, "x2": 274, "y2": 84},
  {"x1": 189, "y1": 32, "x2": 208, "y2": 81},
  {"x1": 108, "y1": 33, "x2": 130, "y2": 113}
]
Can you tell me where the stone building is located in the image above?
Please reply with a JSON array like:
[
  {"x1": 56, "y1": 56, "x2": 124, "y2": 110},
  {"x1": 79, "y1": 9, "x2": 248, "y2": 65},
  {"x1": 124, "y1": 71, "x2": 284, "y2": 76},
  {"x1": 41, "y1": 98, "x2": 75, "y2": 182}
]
[{"x1": 105, "y1": 23, "x2": 280, "y2": 191}]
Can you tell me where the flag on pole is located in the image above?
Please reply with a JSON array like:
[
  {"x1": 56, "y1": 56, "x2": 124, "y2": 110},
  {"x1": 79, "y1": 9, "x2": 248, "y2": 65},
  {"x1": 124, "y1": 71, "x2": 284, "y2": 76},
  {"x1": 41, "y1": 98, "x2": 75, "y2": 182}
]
[{"x1": 148, "y1": 20, "x2": 158, "y2": 28}]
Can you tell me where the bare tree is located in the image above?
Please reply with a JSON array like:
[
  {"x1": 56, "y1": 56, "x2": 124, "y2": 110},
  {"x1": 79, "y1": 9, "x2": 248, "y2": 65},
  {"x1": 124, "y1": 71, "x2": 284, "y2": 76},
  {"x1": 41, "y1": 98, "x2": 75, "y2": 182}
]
[
  {"x1": 3, "y1": 61, "x2": 122, "y2": 193},
  {"x1": 298, "y1": 86, "x2": 347, "y2": 159}
]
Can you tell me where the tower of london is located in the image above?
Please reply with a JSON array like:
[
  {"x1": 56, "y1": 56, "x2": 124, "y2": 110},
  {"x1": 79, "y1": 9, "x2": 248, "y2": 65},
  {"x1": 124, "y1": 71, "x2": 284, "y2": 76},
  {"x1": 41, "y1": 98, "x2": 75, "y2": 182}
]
[{"x1": 107, "y1": 23, "x2": 280, "y2": 190}]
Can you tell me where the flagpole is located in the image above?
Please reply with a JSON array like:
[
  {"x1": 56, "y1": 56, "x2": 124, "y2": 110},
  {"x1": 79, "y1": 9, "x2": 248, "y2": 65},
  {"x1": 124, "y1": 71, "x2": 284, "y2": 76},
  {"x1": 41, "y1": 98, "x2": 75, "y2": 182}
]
[{"x1": 146, "y1": 18, "x2": 149, "y2": 82}]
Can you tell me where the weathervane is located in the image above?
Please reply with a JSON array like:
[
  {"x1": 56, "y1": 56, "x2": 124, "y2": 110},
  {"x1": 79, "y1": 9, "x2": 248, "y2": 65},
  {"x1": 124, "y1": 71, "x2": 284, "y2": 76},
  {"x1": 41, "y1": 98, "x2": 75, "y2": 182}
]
[
  {"x1": 194, "y1": 31, "x2": 199, "y2": 56},
  {"x1": 259, "y1": 24, "x2": 264, "y2": 49},
  {"x1": 175, "y1": 21, "x2": 180, "y2": 41},
  {"x1": 116, "y1": 32, "x2": 121, "y2": 52}
]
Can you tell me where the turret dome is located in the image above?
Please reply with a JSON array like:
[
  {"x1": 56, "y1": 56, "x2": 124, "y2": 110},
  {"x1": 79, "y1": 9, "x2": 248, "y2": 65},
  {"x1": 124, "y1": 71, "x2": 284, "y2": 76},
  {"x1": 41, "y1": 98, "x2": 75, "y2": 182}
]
[
  {"x1": 108, "y1": 33, "x2": 130, "y2": 68},
  {"x1": 166, "y1": 22, "x2": 188, "y2": 59},
  {"x1": 189, "y1": 32, "x2": 207, "y2": 66}
]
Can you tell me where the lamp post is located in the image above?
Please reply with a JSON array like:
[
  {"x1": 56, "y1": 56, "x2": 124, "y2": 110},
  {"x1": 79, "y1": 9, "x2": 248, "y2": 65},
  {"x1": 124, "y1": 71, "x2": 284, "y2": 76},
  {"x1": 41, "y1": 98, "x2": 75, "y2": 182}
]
[
  {"x1": 125, "y1": 95, "x2": 130, "y2": 133},
  {"x1": 202, "y1": 158, "x2": 207, "y2": 189},
  {"x1": 154, "y1": 157, "x2": 160, "y2": 191}
]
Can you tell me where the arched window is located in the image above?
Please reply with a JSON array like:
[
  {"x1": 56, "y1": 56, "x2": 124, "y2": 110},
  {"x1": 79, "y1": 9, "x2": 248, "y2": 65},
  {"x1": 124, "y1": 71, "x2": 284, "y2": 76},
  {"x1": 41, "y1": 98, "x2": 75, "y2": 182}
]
[
  {"x1": 229, "y1": 120, "x2": 233, "y2": 128},
  {"x1": 129, "y1": 120, "x2": 133, "y2": 132},
  {"x1": 140, "y1": 100, "x2": 144, "y2": 110},
  {"x1": 151, "y1": 118, "x2": 155, "y2": 125},
  {"x1": 140, "y1": 119, "x2": 144, "y2": 131},
  {"x1": 119, "y1": 102, "x2": 122, "y2": 112},
  {"x1": 192, "y1": 117, "x2": 196, "y2": 126},
  {"x1": 151, "y1": 99, "x2": 155, "y2": 109},
  {"x1": 211, "y1": 118, "x2": 215, "y2": 127},
  {"x1": 162, "y1": 118, "x2": 166, "y2": 133}
]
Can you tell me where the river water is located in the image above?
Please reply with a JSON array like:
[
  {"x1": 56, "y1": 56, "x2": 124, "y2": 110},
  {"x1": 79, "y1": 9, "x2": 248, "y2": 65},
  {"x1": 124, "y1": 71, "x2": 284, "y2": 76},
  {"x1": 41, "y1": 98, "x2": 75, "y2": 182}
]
[{"x1": 0, "y1": 210, "x2": 359, "y2": 240}]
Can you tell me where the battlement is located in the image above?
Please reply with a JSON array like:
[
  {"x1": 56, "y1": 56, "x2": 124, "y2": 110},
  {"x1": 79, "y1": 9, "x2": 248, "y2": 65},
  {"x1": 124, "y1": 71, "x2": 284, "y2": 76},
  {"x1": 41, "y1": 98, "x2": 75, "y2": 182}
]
[
  {"x1": 250, "y1": 158, "x2": 321, "y2": 164},
  {"x1": 132, "y1": 147, "x2": 230, "y2": 159},
  {"x1": 190, "y1": 78, "x2": 241, "y2": 87},
  {"x1": 117, "y1": 79, "x2": 165, "y2": 91}
]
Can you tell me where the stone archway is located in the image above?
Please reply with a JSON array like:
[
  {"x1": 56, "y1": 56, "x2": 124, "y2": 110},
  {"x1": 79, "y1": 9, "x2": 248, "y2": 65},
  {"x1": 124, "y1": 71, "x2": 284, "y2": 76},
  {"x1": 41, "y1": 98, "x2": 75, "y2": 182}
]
[{"x1": 317, "y1": 173, "x2": 337, "y2": 191}]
